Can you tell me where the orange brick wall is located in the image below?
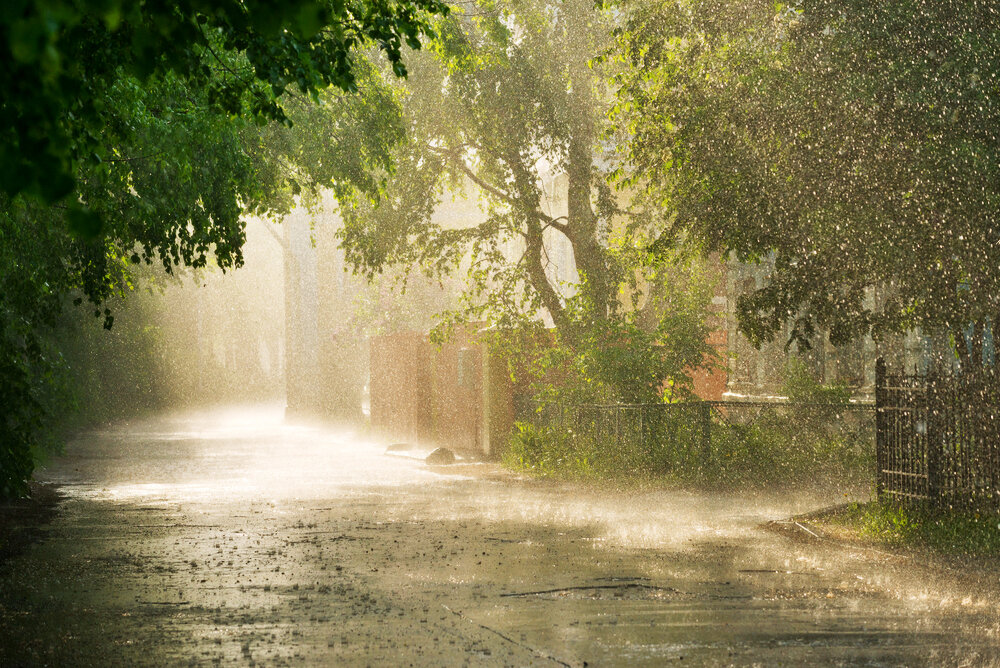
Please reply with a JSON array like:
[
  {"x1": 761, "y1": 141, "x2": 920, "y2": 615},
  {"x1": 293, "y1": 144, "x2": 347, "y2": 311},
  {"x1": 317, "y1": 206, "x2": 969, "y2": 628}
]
[
  {"x1": 370, "y1": 326, "x2": 511, "y2": 456},
  {"x1": 369, "y1": 332, "x2": 433, "y2": 444},
  {"x1": 430, "y1": 329, "x2": 485, "y2": 453},
  {"x1": 690, "y1": 255, "x2": 728, "y2": 401}
]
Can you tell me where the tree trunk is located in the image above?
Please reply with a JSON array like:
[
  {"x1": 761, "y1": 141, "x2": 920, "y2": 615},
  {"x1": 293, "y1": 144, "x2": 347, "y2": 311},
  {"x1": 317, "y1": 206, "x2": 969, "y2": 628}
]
[
  {"x1": 525, "y1": 215, "x2": 570, "y2": 330},
  {"x1": 566, "y1": 139, "x2": 611, "y2": 317},
  {"x1": 507, "y1": 150, "x2": 572, "y2": 334},
  {"x1": 563, "y1": 7, "x2": 613, "y2": 320}
]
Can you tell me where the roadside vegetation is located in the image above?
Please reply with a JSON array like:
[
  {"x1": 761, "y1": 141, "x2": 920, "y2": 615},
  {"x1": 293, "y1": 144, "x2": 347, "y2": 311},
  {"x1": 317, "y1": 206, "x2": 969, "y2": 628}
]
[
  {"x1": 504, "y1": 362, "x2": 873, "y2": 490},
  {"x1": 814, "y1": 501, "x2": 1000, "y2": 560},
  {"x1": 503, "y1": 415, "x2": 872, "y2": 490}
]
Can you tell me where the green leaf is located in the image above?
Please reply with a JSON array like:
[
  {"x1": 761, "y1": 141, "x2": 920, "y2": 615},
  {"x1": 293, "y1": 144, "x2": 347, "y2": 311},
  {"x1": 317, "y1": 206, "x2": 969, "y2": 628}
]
[{"x1": 67, "y1": 207, "x2": 103, "y2": 239}]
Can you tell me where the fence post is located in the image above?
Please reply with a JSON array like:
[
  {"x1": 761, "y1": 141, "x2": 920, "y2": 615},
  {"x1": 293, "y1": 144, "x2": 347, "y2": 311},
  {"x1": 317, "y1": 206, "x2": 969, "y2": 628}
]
[
  {"x1": 875, "y1": 357, "x2": 886, "y2": 498},
  {"x1": 615, "y1": 406, "x2": 621, "y2": 451},
  {"x1": 639, "y1": 405, "x2": 645, "y2": 452},
  {"x1": 700, "y1": 402, "x2": 712, "y2": 467},
  {"x1": 926, "y1": 370, "x2": 941, "y2": 504}
]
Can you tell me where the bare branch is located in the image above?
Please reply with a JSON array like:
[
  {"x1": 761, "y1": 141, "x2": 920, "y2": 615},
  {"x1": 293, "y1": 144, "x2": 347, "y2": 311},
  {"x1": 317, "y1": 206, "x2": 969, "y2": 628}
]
[
  {"x1": 260, "y1": 219, "x2": 288, "y2": 251},
  {"x1": 426, "y1": 143, "x2": 570, "y2": 236}
]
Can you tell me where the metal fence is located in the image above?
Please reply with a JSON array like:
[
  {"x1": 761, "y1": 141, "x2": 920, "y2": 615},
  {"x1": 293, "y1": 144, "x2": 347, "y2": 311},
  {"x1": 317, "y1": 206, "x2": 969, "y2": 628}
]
[
  {"x1": 532, "y1": 402, "x2": 712, "y2": 472},
  {"x1": 876, "y1": 358, "x2": 1000, "y2": 508},
  {"x1": 528, "y1": 400, "x2": 874, "y2": 477}
]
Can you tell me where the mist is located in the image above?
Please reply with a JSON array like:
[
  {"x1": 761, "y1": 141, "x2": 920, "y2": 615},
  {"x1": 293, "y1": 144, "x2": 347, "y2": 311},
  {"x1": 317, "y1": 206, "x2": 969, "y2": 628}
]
[{"x1": 2, "y1": 0, "x2": 1000, "y2": 664}]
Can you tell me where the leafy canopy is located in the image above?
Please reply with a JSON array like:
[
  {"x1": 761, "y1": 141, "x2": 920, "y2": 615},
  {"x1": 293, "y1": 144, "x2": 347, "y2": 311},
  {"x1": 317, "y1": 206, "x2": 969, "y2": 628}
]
[
  {"x1": 613, "y1": 0, "x2": 1000, "y2": 355},
  {"x1": 1, "y1": 0, "x2": 448, "y2": 207}
]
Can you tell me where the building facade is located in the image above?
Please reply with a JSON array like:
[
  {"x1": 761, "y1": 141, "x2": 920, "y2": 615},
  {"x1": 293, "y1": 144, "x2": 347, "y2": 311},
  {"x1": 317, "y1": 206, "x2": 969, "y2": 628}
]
[{"x1": 723, "y1": 258, "x2": 963, "y2": 401}]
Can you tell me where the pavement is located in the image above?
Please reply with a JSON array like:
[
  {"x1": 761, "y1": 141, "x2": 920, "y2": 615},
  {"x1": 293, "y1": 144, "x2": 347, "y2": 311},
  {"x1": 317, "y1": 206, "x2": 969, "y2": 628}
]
[{"x1": 1, "y1": 405, "x2": 998, "y2": 666}]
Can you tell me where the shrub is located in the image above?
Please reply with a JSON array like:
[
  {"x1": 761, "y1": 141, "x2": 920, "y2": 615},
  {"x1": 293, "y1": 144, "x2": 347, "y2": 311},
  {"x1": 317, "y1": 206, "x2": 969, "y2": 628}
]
[{"x1": 506, "y1": 402, "x2": 874, "y2": 490}]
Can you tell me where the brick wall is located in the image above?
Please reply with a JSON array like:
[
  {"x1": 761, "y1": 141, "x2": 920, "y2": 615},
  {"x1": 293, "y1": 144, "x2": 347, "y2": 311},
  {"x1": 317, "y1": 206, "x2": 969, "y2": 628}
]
[
  {"x1": 369, "y1": 327, "x2": 514, "y2": 457},
  {"x1": 369, "y1": 332, "x2": 433, "y2": 445}
]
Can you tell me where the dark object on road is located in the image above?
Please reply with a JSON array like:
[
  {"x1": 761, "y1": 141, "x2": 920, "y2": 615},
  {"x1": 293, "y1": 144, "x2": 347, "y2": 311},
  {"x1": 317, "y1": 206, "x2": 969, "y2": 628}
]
[
  {"x1": 425, "y1": 448, "x2": 455, "y2": 465},
  {"x1": 385, "y1": 443, "x2": 413, "y2": 453}
]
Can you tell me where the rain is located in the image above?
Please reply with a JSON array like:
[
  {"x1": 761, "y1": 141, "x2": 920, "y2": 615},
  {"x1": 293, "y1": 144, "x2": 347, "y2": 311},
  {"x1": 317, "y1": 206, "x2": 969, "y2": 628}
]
[{"x1": 2, "y1": 0, "x2": 999, "y2": 665}]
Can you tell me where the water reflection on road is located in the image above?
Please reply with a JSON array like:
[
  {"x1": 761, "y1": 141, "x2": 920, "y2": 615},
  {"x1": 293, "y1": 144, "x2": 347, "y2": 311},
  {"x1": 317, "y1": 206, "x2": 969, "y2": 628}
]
[
  {"x1": 2, "y1": 405, "x2": 997, "y2": 666},
  {"x1": 52, "y1": 406, "x2": 842, "y2": 549}
]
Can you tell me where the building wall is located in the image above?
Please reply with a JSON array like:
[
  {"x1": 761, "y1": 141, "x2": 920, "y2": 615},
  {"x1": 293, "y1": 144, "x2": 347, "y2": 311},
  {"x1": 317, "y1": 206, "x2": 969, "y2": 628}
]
[
  {"x1": 430, "y1": 330, "x2": 485, "y2": 454},
  {"x1": 688, "y1": 255, "x2": 729, "y2": 401},
  {"x1": 369, "y1": 332, "x2": 433, "y2": 445},
  {"x1": 721, "y1": 257, "x2": 955, "y2": 400},
  {"x1": 691, "y1": 333, "x2": 728, "y2": 401},
  {"x1": 369, "y1": 327, "x2": 515, "y2": 457},
  {"x1": 484, "y1": 348, "x2": 516, "y2": 458},
  {"x1": 315, "y1": 218, "x2": 367, "y2": 422}
]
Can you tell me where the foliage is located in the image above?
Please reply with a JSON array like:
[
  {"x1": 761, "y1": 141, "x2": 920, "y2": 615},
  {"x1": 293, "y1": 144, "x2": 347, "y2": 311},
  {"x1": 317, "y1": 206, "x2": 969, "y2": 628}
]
[
  {"x1": 705, "y1": 407, "x2": 872, "y2": 488},
  {"x1": 506, "y1": 402, "x2": 873, "y2": 488},
  {"x1": 782, "y1": 358, "x2": 852, "y2": 405},
  {"x1": 528, "y1": 259, "x2": 718, "y2": 405},
  {"x1": 830, "y1": 501, "x2": 1000, "y2": 558},
  {"x1": 0, "y1": 1, "x2": 445, "y2": 498},
  {"x1": 338, "y1": 0, "x2": 625, "y2": 334},
  {"x1": 503, "y1": 422, "x2": 597, "y2": 479},
  {"x1": 612, "y1": 0, "x2": 1000, "y2": 359},
  {"x1": 1, "y1": 201, "x2": 80, "y2": 498},
  {"x1": 1, "y1": 0, "x2": 448, "y2": 205}
]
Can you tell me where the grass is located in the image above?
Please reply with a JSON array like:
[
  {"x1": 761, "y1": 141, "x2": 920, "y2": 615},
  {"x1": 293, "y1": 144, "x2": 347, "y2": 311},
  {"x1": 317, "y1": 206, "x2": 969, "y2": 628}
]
[{"x1": 819, "y1": 500, "x2": 1000, "y2": 559}]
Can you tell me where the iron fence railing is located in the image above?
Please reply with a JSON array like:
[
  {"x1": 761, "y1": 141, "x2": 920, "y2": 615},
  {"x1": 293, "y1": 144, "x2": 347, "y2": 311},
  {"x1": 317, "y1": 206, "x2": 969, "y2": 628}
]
[
  {"x1": 524, "y1": 399, "x2": 875, "y2": 477},
  {"x1": 876, "y1": 358, "x2": 1000, "y2": 508}
]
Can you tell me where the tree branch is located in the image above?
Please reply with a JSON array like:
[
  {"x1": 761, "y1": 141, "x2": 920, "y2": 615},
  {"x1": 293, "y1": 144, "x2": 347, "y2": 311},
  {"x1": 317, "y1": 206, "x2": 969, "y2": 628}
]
[
  {"x1": 543, "y1": 216, "x2": 570, "y2": 234},
  {"x1": 106, "y1": 151, "x2": 168, "y2": 164},
  {"x1": 260, "y1": 219, "x2": 289, "y2": 251},
  {"x1": 425, "y1": 143, "x2": 570, "y2": 236}
]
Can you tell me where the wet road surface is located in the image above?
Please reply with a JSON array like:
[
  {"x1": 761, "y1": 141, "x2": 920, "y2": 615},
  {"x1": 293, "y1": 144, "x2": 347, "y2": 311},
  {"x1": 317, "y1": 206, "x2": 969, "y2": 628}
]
[{"x1": 1, "y1": 406, "x2": 999, "y2": 666}]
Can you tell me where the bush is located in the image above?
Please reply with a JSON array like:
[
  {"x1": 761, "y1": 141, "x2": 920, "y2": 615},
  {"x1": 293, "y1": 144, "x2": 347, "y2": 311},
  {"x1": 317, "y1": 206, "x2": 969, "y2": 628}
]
[
  {"x1": 704, "y1": 412, "x2": 872, "y2": 488},
  {"x1": 503, "y1": 422, "x2": 598, "y2": 479},
  {"x1": 505, "y1": 402, "x2": 874, "y2": 490},
  {"x1": 782, "y1": 357, "x2": 853, "y2": 405}
]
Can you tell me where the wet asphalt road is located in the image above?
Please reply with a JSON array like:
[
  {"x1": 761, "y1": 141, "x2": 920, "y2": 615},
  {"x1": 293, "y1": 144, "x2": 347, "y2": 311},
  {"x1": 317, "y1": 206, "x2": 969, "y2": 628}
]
[{"x1": 1, "y1": 406, "x2": 999, "y2": 666}]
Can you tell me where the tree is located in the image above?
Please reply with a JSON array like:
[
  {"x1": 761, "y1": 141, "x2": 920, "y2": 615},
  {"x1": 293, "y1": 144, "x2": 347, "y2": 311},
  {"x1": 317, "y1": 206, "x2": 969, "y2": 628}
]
[
  {"x1": 1, "y1": 0, "x2": 448, "y2": 206},
  {"x1": 341, "y1": 0, "x2": 616, "y2": 329},
  {"x1": 337, "y1": 0, "x2": 717, "y2": 403},
  {"x1": 613, "y1": 0, "x2": 1000, "y2": 364},
  {"x1": 1, "y1": 1, "x2": 448, "y2": 498},
  {"x1": 1, "y1": 202, "x2": 80, "y2": 497}
]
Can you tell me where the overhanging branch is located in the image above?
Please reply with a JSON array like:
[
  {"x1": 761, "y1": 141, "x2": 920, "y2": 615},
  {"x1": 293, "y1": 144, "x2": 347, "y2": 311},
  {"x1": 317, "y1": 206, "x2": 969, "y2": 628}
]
[{"x1": 425, "y1": 143, "x2": 571, "y2": 236}]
